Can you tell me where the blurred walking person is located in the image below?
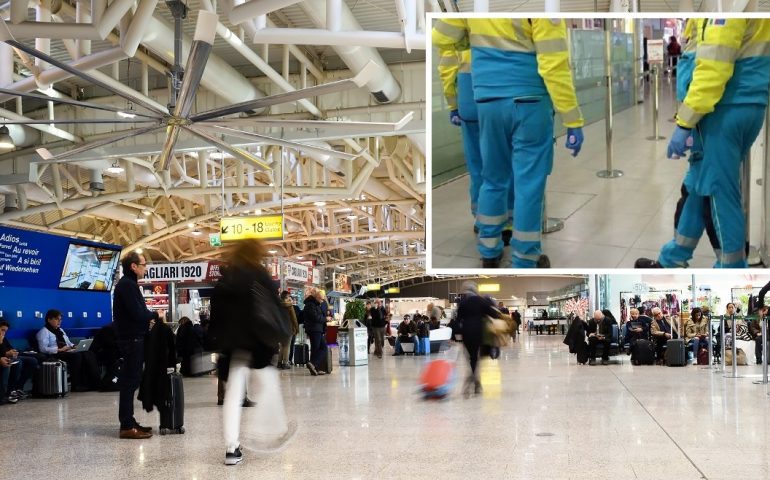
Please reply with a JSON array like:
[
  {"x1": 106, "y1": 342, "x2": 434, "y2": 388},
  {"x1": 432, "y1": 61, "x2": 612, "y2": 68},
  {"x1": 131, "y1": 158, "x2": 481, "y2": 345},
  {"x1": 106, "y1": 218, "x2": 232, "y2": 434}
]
[{"x1": 456, "y1": 281, "x2": 499, "y2": 397}]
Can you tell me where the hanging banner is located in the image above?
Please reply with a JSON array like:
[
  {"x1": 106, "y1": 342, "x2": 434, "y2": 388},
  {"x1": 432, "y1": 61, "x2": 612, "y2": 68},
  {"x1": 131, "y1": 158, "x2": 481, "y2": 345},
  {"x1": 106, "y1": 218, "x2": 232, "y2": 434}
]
[
  {"x1": 142, "y1": 262, "x2": 210, "y2": 283},
  {"x1": 220, "y1": 214, "x2": 284, "y2": 241}
]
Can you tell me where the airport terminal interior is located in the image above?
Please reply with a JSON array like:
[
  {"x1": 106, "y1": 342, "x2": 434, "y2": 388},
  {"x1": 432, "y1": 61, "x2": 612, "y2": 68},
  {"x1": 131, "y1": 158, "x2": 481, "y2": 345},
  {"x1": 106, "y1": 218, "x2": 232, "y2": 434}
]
[{"x1": 3, "y1": 1, "x2": 770, "y2": 479}]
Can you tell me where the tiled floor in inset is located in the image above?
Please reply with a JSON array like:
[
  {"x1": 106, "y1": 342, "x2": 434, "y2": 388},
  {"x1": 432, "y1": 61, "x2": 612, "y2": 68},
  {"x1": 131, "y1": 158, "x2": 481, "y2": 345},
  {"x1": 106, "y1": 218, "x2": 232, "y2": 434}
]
[
  {"x1": 431, "y1": 84, "x2": 728, "y2": 269},
  {"x1": 5, "y1": 336, "x2": 770, "y2": 479}
]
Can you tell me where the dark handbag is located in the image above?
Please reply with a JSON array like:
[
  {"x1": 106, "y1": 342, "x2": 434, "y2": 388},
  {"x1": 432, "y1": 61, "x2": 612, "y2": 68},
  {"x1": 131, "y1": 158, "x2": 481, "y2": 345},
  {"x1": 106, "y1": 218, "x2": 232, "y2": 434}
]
[{"x1": 249, "y1": 280, "x2": 292, "y2": 347}]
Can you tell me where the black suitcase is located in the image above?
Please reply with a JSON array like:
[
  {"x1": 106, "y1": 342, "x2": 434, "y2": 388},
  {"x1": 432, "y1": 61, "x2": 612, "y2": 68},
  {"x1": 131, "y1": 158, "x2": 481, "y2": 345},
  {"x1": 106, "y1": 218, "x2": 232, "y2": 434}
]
[
  {"x1": 159, "y1": 372, "x2": 185, "y2": 435},
  {"x1": 633, "y1": 339, "x2": 655, "y2": 365},
  {"x1": 576, "y1": 341, "x2": 589, "y2": 365},
  {"x1": 666, "y1": 338, "x2": 686, "y2": 367},
  {"x1": 34, "y1": 360, "x2": 69, "y2": 397},
  {"x1": 323, "y1": 348, "x2": 333, "y2": 374},
  {"x1": 293, "y1": 344, "x2": 309, "y2": 365}
]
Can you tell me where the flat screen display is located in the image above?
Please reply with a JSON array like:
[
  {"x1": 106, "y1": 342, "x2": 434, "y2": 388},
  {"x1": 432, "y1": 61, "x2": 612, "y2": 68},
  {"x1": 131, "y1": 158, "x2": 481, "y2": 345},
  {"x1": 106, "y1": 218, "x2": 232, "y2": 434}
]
[{"x1": 58, "y1": 243, "x2": 121, "y2": 291}]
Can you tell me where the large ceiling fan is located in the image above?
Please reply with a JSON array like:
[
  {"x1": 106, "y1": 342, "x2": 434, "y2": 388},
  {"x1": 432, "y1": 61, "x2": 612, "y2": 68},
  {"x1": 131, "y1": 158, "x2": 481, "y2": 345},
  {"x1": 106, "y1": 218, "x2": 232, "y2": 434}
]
[{"x1": 0, "y1": 10, "x2": 407, "y2": 170}]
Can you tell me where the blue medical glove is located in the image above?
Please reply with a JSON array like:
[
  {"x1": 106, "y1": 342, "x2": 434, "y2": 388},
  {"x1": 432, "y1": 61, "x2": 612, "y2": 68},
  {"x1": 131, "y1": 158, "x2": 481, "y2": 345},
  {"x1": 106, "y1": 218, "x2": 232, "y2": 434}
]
[
  {"x1": 667, "y1": 125, "x2": 693, "y2": 159},
  {"x1": 565, "y1": 127, "x2": 584, "y2": 157},
  {"x1": 449, "y1": 109, "x2": 461, "y2": 126}
]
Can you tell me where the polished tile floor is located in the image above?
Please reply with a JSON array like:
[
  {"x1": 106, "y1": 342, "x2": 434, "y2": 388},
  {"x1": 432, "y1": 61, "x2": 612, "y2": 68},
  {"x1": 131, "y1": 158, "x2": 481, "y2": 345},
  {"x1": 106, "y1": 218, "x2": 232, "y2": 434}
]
[
  {"x1": 431, "y1": 80, "x2": 765, "y2": 268},
  {"x1": 4, "y1": 335, "x2": 770, "y2": 479}
]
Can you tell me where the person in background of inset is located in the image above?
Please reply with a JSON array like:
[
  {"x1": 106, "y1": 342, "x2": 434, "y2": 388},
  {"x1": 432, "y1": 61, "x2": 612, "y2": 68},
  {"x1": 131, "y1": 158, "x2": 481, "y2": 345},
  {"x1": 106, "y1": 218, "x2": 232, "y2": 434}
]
[
  {"x1": 36, "y1": 309, "x2": 101, "y2": 392},
  {"x1": 586, "y1": 310, "x2": 613, "y2": 366},
  {"x1": 371, "y1": 301, "x2": 387, "y2": 359},
  {"x1": 637, "y1": 19, "x2": 770, "y2": 268},
  {"x1": 210, "y1": 238, "x2": 295, "y2": 466},
  {"x1": 113, "y1": 251, "x2": 163, "y2": 439},
  {"x1": 278, "y1": 291, "x2": 299, "y2": 370},
  {"x1": 0, "y1": 319, "x2": 37, "y2": 402},
  {"x1": 435, "y1": 29, "x2": 515, "y2": 243},
  {"x1": 650, "y1": 307, "x2": 675, "y2": 364},
  {"x1": 685, "y1": 307, "x2": 709, "y2": 364},
  {"x1": 432, "y1": 18, "x2": 584, "y2": 268},
  {"x1": 457, "y1": 281, "x2": 499, "y2": 396},
  {"x1": 667, "y1": 34, "x2": 681, "y2": 75},
  {"x1": 303, "y1": 288, "x2": 329, "y2": 376}
]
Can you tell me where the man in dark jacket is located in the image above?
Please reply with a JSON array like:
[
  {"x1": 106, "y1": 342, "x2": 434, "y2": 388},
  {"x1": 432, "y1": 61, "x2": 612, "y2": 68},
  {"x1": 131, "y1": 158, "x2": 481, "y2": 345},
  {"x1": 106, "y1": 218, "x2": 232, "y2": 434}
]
[
  {"x1": 303, "y1": 289, "x2": 328, "y2": 376},
  {"x1": 587, "y1": 310, "x2": 614, "y2": 365},
  {"x1": 113, "y1": 250, "x2": 162, "y2": 439},
  {"x1": 457, "y1": 281, "x2": 499, "y2": 396}
]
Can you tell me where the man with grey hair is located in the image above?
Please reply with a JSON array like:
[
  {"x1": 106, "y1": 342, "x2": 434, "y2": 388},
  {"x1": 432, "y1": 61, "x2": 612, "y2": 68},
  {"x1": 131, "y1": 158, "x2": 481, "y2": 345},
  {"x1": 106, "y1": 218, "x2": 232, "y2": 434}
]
[
  {"x1": 457, "y1": 280, "x2": 498, "y2": 396},
  {"x1": 650, "y1": 307, "x2": 675, "y2": 364},
  {"x1": 586, "y1": 310, "x2": 613, "y2": 365}
]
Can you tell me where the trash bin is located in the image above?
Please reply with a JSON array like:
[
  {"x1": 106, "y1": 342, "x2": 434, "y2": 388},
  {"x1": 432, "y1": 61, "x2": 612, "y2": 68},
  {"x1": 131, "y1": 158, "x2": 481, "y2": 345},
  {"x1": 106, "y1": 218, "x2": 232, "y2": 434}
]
[
  {"x1": 337, "y1": 329, "x2": 350, "y2": 366},
  {"x1": 339, "y1": 319, "x2": 368, "y2": 366}
]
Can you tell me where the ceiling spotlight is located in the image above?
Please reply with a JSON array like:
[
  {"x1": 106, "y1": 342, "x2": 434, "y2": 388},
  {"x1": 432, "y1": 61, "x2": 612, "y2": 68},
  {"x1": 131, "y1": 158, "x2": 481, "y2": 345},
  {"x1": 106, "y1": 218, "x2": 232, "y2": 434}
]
[
  {"x1": 268, "y1": 249, "x2": 278, "y2": 255},
  {"x1": 357, "y1": 249, "x2": 367, "y2": 254},
  {"x1": 134, "y1": 214, "x2": 147, "y2": 224},
  {"x1": 135, "y1": 247, "x2": 143, "y2": 254},
  {"x1": 346, "y1": 214, "x2": 357, "y2": 220},
  {"x1": 314, "y1": 201, "x2": 326, "y2": 207},
  {"x1": 105, "y1": 161, "x2": 124, "y2": 174},
  {"x1": 141, "y1": 209, "x2": 153, "y2": 216},
  {"x1": 254, "y1": 209, "x2": 262, "y2": 216},
  {"x1": 338, "y1": 266, "x2": 346, "y2": 270},
  {"x1": 191, "y1": 229, "x2": 202, "y2": 236},
  {"x1": 0, "y1": 126, "x2": 14, "y2": 149},
  {"x1": 187, "y1": 222, "x2": 195, "y2": 228},
  {"x1": 117, "y1": 101, "x2": 136, "y2": 119},
  {"x1": 297, "y1": 256, "x2": 304, "y2": 260}
]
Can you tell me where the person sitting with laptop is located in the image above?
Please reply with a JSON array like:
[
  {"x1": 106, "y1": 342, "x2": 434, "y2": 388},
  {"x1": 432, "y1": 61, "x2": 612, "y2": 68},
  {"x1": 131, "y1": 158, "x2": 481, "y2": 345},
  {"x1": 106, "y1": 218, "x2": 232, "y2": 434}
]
[{"x1": 36, "y1": 309, "x2": 101, "y2": 391}]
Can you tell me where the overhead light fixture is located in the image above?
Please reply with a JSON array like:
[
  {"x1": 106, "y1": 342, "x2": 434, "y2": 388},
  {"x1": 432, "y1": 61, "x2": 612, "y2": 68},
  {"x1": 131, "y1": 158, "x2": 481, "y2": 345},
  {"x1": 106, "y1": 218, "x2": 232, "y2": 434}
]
[
  {"x1": 478, "y1": 283, "x2": 500, "y2": 293},
  {"x1": 366, "y1": 283, "x2": 381, "y2": 291},
  {"x1": 141, "y1": 209, "x2": 153, "y2": 217},
  {"x1": 357, "y1": 249, "x2": 367, "y2": 254},
  {"x1": 187, "y1": 222, "x2": 195, "y2": 228},
  {"x1": 268, "y1": 249, "x2": 278, "y2": 254},
  {"x1": 297, "y1": 256, "x2": 304, "y2": 260},
  {"x1": 338, "y1": 266, "x2": 346, "y2": 270},
  {"x1": 191, "y1": 229, "x2": 202, "y2": 236},
  {"x1": 347, "y1": 215, "x2": 357, "y2": 220},
  {"x1": 117, "y1": 101, "x2": 136, "y2": 119},
  {"x1": 136, "y1": 247, "x2": 143, "y2": 254},
  {"x1": 0, "y1": 126, "x2": 14, "y2": 149},
  {"x1": 134, "y1": 214, "x2": 147, "y2": 224},
  {"x1": 313, "y1": 201, "x2": 326, "y2": 207},
  {"x1": 254, "y1": 209, "x2": 262, "y2": 216},
  {"x1": 105, "y1": 161, "x2": 124, "y2": 174}
]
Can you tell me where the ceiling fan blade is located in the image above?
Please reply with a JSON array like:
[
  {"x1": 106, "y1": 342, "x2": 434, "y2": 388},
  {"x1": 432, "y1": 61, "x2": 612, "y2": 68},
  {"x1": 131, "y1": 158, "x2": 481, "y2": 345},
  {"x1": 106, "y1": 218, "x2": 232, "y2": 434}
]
[
  {"x1": 206, "y1": 111, "x2": 416, "y2": 133},
  {"x1": 172, "y1": 10, "x2": 218, "y2": 119},
  {"x1": 190, "y1": 61, "x2": 380, "y2": 123},
  {"x1": 34, "y1": 124, "x2": 162, "y2": 164},
  {"x1": 2, "y1": 38, "x2": 165, "y2": 116},
  {"x1": 185, "y1": 126, "x2": 272, "y2": 170},
  {"x1": 156, "y1": 124, "x2": 183, "y2": 171},
  {"x1": 198, "y1": 124, "x2": 359, "y2": 160},
  {"x1": 0, "y1": 119, "x2": 158, "y2": 125},
  {"x1": 0, "y1": 87, "x2": 162, "y2": 119}
]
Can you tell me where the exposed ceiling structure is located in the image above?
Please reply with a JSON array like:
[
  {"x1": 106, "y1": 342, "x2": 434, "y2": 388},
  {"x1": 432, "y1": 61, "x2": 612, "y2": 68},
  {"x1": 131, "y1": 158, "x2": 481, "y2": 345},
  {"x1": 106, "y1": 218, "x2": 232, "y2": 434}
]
[
  {"x1": 449, "y1": 0, "x2": 770, "y2": 11},
  {"x1": 0, "y1": 0, "x2": 429, "y2": 286}
]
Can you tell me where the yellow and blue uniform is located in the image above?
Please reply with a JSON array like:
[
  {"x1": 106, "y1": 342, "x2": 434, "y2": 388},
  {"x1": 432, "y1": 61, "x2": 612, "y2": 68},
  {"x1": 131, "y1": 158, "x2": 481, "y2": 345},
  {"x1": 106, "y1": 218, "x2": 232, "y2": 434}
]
[
  {"x1": 434, "y1": 29, "x2": 513, "y2": 226},
  {"x1": 433, "y1": 18, "x2": 584, "y2": 268},
  {"x1": 672, "y1": 19, "x2": 770, "y2": 267}
]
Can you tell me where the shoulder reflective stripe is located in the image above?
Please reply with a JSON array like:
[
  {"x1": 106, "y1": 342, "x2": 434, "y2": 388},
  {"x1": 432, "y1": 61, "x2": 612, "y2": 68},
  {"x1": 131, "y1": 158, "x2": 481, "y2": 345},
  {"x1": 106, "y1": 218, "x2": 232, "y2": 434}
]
[
  {"x1": 677, "y1": 103, "x2": 703, "y2": 128},
  {"x1": 718, "y1": 249, "x2": 745, "y2": 265},
  {"x1": 738, "y1": 41, "x2": 770, "y2": 59},
  {"x1": 697, "y1": 43, "x2": 738, "y2": 63},
  {"x1": 478, "y1": 237, "x2": 501, "y2": 248},
  {"x1": 470, "y1": 33, "x2": 533, "y2": 53},
  {"x1": 439, "y1": 55, "x2": 459, "y2": 67},
  {"x1": 511, "y1": 19, "x2": 535, "y2": 51},
  {"x1": 434, "y1": 21, "x2": 465, "y2": 39},
  {"x1": 674, "y1": 232, "x2": 699, "y2": 249},
  {"x1": 513, "y1": 251, "x2": 540, "y2": 262},
  {"x1": 534, "y1": 38, "x2": 568, "y2": 54},
  {"x1": 560, "y1": 106, "x2": 583, "y2": 125},
  {"x1": 512, "y1": 229, "x2": 540, "y2": 242},
  {"x1": 476, "y1": 213, "x2": 508, "y2": 225}
]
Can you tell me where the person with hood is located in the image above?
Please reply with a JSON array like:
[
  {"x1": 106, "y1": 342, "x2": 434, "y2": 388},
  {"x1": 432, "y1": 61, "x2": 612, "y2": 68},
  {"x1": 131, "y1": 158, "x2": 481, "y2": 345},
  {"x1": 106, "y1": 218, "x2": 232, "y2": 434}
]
[
  {"x1": 456, "y1": 281, "x2": 499, "y2": 396},
  {"x1": 303, "y1": 288, "x2": 328, "y2": 376},
  {"x1": 278, "y1": 291, "x2": 299, "y2": 370},
  {"x1": 210, "y1": 239, "x2": 295, "y2": 466}
]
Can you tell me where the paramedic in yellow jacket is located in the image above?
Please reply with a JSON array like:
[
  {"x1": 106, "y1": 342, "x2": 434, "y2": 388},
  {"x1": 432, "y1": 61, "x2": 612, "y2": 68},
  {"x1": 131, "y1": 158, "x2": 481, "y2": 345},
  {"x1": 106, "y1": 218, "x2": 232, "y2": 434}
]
[
  {"x1": 640, "y1": 19, "x2": 770, "y2": 268},
  {"x1": 434, "y1": 34, "x2": 513, "y2": 244},
  {"x1": 433, "y1": 18, "x2": 584, "y2": 268}
]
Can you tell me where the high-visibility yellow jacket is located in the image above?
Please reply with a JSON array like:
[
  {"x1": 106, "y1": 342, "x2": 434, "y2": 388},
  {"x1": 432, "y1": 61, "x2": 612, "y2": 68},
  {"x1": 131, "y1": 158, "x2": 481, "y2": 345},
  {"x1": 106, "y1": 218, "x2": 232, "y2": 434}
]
[
  {"x1": 677, "y1": 18, "x2": 704, "y2": 102},
  {"x1": 435, "y1": 40, "x2": 471, "y2": 111},
  {"x1": 677, "y1": 19, "x2": 770, "y2": 128},
  {"x1": 432, "y1": 18, "x2": 584, "y2": 128}
]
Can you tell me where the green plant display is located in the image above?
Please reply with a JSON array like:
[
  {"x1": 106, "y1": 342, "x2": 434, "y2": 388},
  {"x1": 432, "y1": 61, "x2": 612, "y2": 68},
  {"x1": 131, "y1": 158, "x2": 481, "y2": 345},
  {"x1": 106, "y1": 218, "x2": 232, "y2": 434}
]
[{"x1": 343, "y1": 299, "x2": 367, "y2": 322}]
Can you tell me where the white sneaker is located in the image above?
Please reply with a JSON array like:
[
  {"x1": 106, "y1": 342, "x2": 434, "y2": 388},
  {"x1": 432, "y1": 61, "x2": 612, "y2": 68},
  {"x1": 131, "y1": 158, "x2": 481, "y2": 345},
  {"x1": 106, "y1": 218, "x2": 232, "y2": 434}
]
[{"x1": 225, "y1": 446, "x2": 243, "y2": 466}]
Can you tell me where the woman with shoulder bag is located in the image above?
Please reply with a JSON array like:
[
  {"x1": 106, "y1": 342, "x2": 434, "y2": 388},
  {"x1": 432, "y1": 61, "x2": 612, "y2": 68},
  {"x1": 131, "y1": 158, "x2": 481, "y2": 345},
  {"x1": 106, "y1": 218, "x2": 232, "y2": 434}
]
[{"x1": 210, "y1": 239, "x2": 296, "y2": 466}]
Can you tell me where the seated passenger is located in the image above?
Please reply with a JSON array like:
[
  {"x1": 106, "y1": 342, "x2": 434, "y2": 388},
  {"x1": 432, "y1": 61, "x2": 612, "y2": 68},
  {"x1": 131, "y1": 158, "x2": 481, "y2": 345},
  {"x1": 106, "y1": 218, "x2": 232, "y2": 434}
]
[
  {"x1": 415, "y1": 315, "x2": 431, "y2": 355},
  {"x1": 393, "y1": 315, "x2": 418, "y2": 356},
  {"x1": 429, "y1": 316, "x2": 440, "y2": 331},
  {"x1": 750, "y1": 306, "x2": 769, "y2": 364},
  {"x1": 0, "y1": 356, "x2": 16, "y2": 405},
  {"x1": 36, "y1": 309, "x2": 101, "y2": 391},
  {"x1": 0, "y1": 320, "x2": 38, "y2": 401},
  {"x1": 625, "y1": 308, "x2": 649, "y2": 352},
  {"x1": 650, "y1": 307, "x2": 675, "y2": 364},
  {"x1": 587, "y1": 310, "x2": 613, "y2": 365},
  {"x1": 685, "y1": 307, "x2": 709, "y2": 363}
]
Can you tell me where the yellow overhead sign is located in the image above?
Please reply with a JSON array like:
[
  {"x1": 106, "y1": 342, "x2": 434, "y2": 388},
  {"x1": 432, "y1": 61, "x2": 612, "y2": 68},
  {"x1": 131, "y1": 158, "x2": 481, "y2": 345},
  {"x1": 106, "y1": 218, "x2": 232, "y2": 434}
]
[{"x1": 220, "y1": 215, "x2": 284, "y2": 241}]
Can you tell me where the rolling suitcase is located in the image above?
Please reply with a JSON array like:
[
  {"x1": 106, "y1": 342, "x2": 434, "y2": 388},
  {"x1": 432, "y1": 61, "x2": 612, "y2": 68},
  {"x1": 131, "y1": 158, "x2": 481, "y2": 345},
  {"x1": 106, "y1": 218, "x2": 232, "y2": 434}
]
[
  {"x1": 159, "y1": 372, "x2": 185, "y2": 435},
  {"x1": 633, "y1": 339, "x2": 655, "y2": 365},
  {"x1": 419, "y1": 359, "x2": 456, "y2": 399},
  {"x1": 34, "y1": 360, "x2": 69, "y2": 397},
  {"x1": 666, "y1": 338, "x2": 686, "y2": 367},
  {"x1": 576, "y1": 341, "x2": 589, "y2": 365},
  {"x1": 293, "y1": 344, "x2": 309, "y2": 365},
  {"x1": 322, "y1": 348, "x2": 333, "y2": 374}
]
